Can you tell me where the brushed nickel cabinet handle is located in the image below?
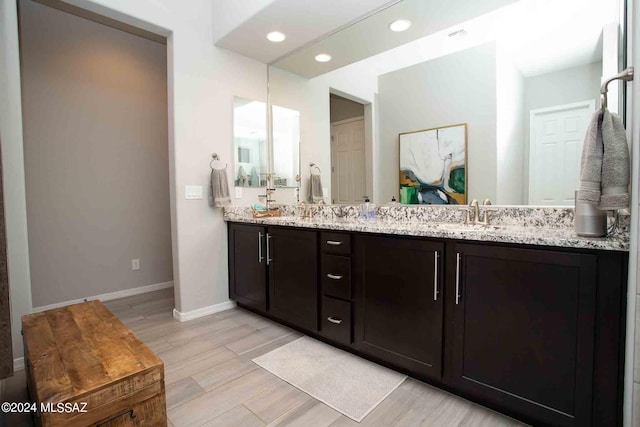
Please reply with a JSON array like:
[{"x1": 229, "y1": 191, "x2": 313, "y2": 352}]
[
  {"x1": 258, "y1": 232, "x2": 264, "y2": 263},
  {"x1": 326, "y1": 274, "x2": 343, "y2": 280},
  {"x1": 433, "y1": 251, "x2": 439, "y2": 301},
  {"x1": 455, "y1": 252, "x2": 461, "y2": 305},
  {"x1": 266, "y1": 233, "x2": 272, "y2": 265},
  {"x1": 326, "y1": 240, "x2": 343, "y2": 246},
  {"x1": 327, "y1": 316, "x2": 343, "y2": 324}
]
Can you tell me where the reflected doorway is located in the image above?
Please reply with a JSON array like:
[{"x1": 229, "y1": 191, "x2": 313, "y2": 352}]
[{"x1": 330, "y1": 94, "x2": 366, "y2": 204}]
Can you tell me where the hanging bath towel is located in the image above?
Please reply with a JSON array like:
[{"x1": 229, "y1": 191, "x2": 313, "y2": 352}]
[{"x1": 210, "y1": 168, "x2": 231, "y2": 207}]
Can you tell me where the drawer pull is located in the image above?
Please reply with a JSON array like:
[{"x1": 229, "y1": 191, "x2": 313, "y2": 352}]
[
  {"x1": 96, "y1": 409, "x2": 136, "y2": 426},
  {"x1": 326, "y1": 240, "x2": 343, "y2": 246},
  {"x1": 326, "y1": 273, "x2": 343, "y2": 280},
  {"x1": 327, "y1": 316, "x2": 343, "y2": 324}
]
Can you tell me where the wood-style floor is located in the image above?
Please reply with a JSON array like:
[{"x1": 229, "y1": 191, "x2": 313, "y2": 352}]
[{"x1": 0, "y1": 289, "x2": 527, "y2": 426}]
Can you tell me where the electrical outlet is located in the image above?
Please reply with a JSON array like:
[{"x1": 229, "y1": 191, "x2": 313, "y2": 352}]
[
  {"x1": 235, "y1": 187, "x2": 243, "y2": 199},
  {"x1": 185, "y1": 185, "x2": 203, "y2": 200},
  {"x1": 131, "y1": 259, "x2": 140, "y2": 271}
]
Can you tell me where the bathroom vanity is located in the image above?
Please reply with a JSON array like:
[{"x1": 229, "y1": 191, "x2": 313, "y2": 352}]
[{"x1": 225, "y1": 206, "x2": 628, "y2": 427}]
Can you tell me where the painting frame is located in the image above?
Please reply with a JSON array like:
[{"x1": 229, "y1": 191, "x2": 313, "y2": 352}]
[{"x1": 399, "y1": 123, "x2": 467, "y2": 205}]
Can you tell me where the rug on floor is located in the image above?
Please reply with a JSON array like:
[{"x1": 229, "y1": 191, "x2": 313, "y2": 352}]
[{"x1": 252, "y1": 336, "x2": 407, "y2": 422}]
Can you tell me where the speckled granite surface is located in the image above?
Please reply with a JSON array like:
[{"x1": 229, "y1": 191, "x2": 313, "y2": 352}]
[{"x1": 223, "y1": 205, "x2": 629, "y2": 252}]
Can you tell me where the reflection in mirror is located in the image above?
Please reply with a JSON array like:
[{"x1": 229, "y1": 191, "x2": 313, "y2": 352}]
[
  {"x1": 269, "y1": 0, "x2": 624, "y2": 206},
  {"x1": 271, "y1": 105, "x2": 300, "y2": 189},
  {"x1": 233, "y1": 97, "x2": 267, "y2": 188}
]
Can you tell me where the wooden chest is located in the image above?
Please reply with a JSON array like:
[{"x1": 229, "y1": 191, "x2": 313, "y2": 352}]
[{"x1": 22, "y1": 300, "x2": 166, "y2": 426}]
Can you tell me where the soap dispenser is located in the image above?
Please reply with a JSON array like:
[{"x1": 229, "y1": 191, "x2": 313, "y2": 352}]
[{"x1": 360, "y1": 196, "x2": 372, "y2": 222}]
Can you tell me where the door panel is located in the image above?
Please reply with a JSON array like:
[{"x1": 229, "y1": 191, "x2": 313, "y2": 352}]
[
  {"x1": 529, "y1": 101, "x2": 594, "y2": 205},
  {"x1": 354, "y1": 235, "x2": 444, "y2": 379},
  {"x1": 228, "y1": 224, "x2": 267, "y2": 312},
  {"x1": 451, "y1": 243, "x2": 597, "y2": 427},
  {"x1": 331, "y1": 119, "x2": 366, "y2": 204},
  {"x1": 268, "y1": 228, "x2": 318, "y2": 331}
]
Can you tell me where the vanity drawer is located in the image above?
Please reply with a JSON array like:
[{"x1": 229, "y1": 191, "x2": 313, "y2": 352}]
[
  {"x1": 321, "y1": 254, "x2": 351, "y2": 300},
  {"x1": 320, "y1": 296, "x2": 351, "y2": 346},
  {"x1": 320, "y1": 232, "x2": 351, "y2": 255}
]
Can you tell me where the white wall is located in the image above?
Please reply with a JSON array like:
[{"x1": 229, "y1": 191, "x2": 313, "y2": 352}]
[
  {"x1": 496, "y1": 49, "x2": 525, "y2": 204},
  {"x1": 0, "y1": 0, "x2": 34, "y2": 364},
  {"x1": 1, "y1": 0, "x2": 270, "y2": 351},
  {"x1": 377, "y1": 43, "x2": 498, "y2": 203}
]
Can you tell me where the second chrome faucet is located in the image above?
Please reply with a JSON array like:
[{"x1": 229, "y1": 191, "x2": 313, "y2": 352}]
[{"x1": 465, "y1": 199, "x2": 492, "y2": 225}]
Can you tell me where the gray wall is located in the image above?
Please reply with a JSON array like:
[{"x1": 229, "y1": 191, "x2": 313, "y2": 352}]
[
  {"x1": 378, "y1": 43, "x2": 498, "y2": 203},
  {"x1": 330, "y1": 94, "x2": 364, "y2": 123},
  {"x1": 19, "y1": 0, "x2": 173, "y2": 307}
]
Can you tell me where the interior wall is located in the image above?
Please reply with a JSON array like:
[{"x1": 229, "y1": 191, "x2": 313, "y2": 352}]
[
  {"x1": 19, "y1": 0, "x2": 173, "y2": 307},
  {"x1": 330, "y1": 94, "x2": 364, "y2": 123},
  {"x1": 54, "y1": 0, "x2": 269, "y2": 315},
  {"x1": 378, "y1": 42, "x2": 498, "y2": 203},
  {"x1": 496, "y1": 48, "x2": 525, "y2": 205},
  {"x1": 0, "y1": 138, "x2": 13, "y2": 379},
  {"x1": 0, "y1": 0, "x2": 33, "y2": 365}
]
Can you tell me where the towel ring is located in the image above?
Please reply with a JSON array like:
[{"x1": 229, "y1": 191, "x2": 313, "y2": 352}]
[
  {"x1": 210, "y1": 153, "x2": 227, "y2": 170},
  {"x1": 309, "y1": 162, "x2": 321, "y2": 175},
  {"x1": 600, "y1": 67, "x2": 634, "y2": 111}
]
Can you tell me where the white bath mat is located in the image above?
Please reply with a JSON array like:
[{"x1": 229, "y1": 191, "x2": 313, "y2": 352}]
[{"x1": 252, "y1": 336, "x2": 406, "y2": 422}]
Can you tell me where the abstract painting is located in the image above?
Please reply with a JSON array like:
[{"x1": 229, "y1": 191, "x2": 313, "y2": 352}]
[{"x1": 399, "y1": 123, "x2": 467, "y2": 205}]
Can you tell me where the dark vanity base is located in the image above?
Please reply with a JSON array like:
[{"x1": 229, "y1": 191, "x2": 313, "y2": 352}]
[{"x1": 228, "y1": 222, "x2": 628, "y2": 427}]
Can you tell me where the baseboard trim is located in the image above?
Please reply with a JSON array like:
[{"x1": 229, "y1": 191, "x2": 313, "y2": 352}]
[
  {"x1": 31, "y1": 281, "x2": 174, "y2": 313},
  {"x1": 13, "y1": 357, "x2": 24, "y2": 372},
  {"x1": 173, "y1": 300, "x2": 236, "y2": 322}
]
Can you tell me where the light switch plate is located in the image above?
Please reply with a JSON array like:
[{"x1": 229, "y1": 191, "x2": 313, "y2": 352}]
[
  {"x1": 235, "y1": 187, "x2": 243, "y2": 199},
  {"x1": 185, "y1": 185, "x2": 203, "y2": 200}
]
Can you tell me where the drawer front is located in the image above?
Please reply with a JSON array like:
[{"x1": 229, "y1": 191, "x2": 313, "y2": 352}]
[
  {"x1": 321, "y1": 232, "x2": 351, "y2": 255},
  {"x1": 320, "y1": 296, "x2": 352, "y2": 346},
  {"x1": 321, "y1": 255, "x2": 351, "y2": 300}
]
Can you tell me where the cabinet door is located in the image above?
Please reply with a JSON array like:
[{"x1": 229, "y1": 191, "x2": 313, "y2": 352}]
[
  {"x1": 451, "y1": 243, "x2": 597, "y2": 427},
  {"x1": 354, "y1": 235, "x2": 444, "y2": 380},
  {"x1": 268, "y1": 228, "x2": 318, "y2": 331},
  {"x1": 228, "y1": 224, "x2": 267, "y2": 312}
]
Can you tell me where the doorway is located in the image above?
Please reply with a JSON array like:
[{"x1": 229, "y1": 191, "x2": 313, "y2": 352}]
[
  {"x1": 528, "y1": 100, "x2": 595, "y2": 205},
  {"x1": 330, "y1": 94, "x2": 366, "y2": 204}
]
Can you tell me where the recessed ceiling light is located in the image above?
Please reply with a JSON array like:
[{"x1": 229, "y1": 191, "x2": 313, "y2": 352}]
[
  {"x1": 448, "y1": 29, "x2": 468, "y2": 39},
  {"x1": 389, "y1": 19, "x2": 412, "y2": 32},
  {"x1": 266, "y1": 31, "x2": 286, "y2": 42},
  {"x1": 315, "y1": 53, "x2": 332, "y2": 63}
]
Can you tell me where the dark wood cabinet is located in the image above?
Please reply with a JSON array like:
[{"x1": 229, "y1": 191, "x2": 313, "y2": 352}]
[
  {"x1": 228, "y1": 222, "x2": 627, "y2": 427},
  {"x1": 354, "y1": 235, "x2": 444, "y2": 380},
  {"x1": 450, "y1": 243, "x2": 598, "y2": 427},
  {"x1": 228, "y1": 223, "x2": 267, "y2": 312},
  {"x1": 267, "y1": 227, "x2": 319, "y2": 332}
]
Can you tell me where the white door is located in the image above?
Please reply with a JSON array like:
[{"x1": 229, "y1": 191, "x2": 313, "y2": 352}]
[
  {"x1": 528, "y1": 100, "x2": 595, "y2": 205},
  {"x1": 331, "y1": 117, "x2": 366, "y2": 204}
]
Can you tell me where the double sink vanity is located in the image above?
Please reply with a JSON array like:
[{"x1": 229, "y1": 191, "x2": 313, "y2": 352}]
[{"x1": 225, "y1": 204, "x2": 629, "y2": 427}]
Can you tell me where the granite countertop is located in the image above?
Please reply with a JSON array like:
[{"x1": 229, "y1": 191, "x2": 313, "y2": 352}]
[{"x1": 223, "y1": 206, "x2": 629, "y2": 252}]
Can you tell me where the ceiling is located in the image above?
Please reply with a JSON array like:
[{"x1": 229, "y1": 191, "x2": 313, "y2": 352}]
[
  {"x1": 215, "y1": 0, "x2": 400, "y2": 64},
  {"x1": 216, "y1": 0, "x2": 617, "y2": 80}
]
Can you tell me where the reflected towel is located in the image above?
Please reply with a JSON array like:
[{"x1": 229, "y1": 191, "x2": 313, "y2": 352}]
[
  {"x1": 577, "y1": 109, "x2": 629, "y2": 210},
  {"x1": 249, "y1": 166, "x2": 260, "y2": 187},
  {"x1": 210, "y1": 168, "x2": 231, "y2": 207},
  {"x1": 309, "y1": 173, "x2": 324, "y2": 203}
]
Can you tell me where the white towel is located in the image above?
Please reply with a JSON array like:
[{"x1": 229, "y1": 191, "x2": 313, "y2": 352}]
[
  {"x1": 577, "y1": 109, "x2": 629, "y2": 210},
  {"x1": 210, "y1": 169, "x2": 230, "y2": 207},
  {"x1": 309, "y1": 173, "x2": 323, "y2": 203}
]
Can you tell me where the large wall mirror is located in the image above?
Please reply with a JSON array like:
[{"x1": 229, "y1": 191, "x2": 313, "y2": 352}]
[{"x1": 267, "y1": 0, "x2": 626, "y2": 206}]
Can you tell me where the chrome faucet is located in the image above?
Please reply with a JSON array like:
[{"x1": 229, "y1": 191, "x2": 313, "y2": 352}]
[
  {"x1": 479, "y1": 199, "x2": 492, "y2": 225},
  {"x1": 466, "y1": 199, "x2": 479, "y2": 224}
]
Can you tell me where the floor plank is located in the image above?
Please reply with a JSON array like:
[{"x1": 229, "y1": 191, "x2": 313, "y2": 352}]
[{"x1": 2, "y1": 289, "x2": 530, "y2": 427}]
